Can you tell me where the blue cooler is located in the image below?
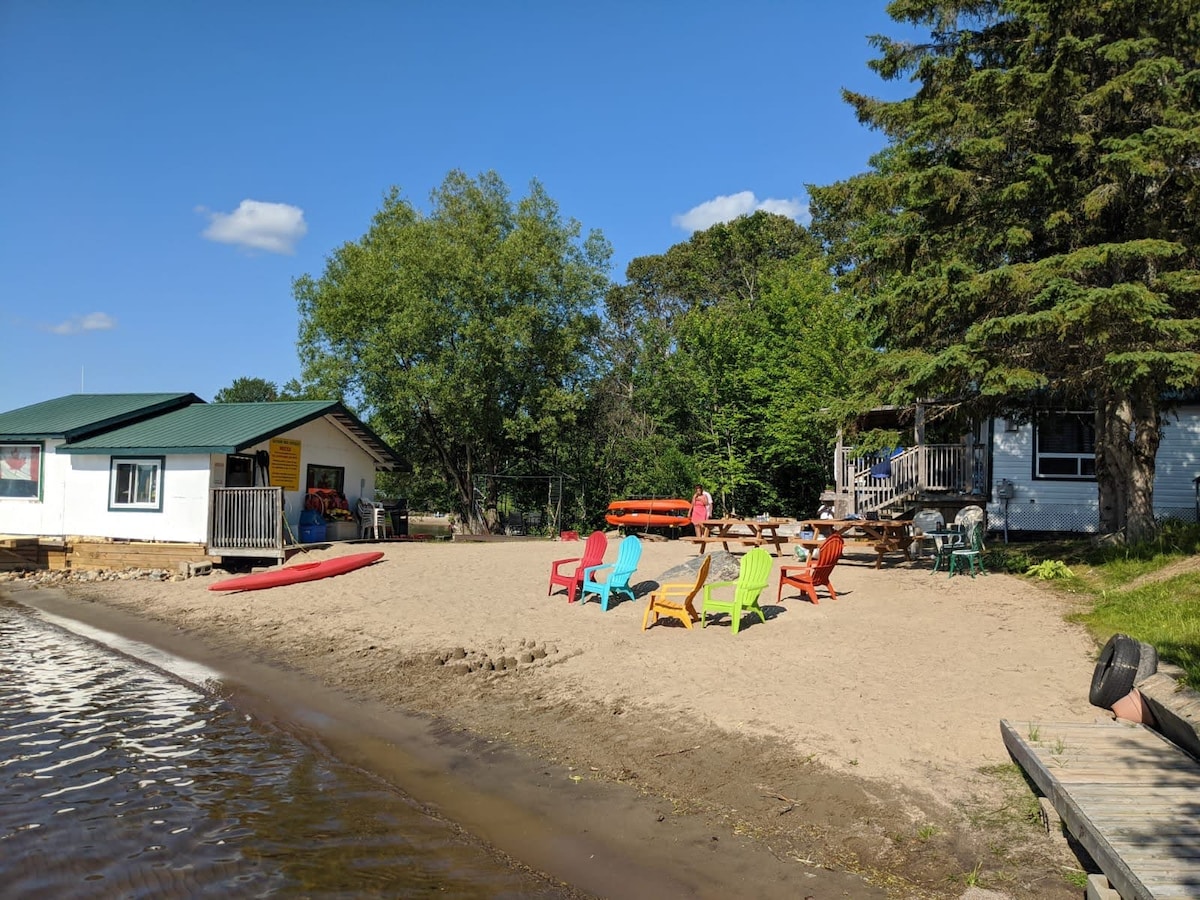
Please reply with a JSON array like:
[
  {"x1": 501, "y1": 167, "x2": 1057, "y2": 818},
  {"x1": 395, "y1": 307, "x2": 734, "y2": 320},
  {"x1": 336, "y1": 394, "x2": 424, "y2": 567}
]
[{"x1": 298, "y1": 509, "x2": 327, "y2": 543}]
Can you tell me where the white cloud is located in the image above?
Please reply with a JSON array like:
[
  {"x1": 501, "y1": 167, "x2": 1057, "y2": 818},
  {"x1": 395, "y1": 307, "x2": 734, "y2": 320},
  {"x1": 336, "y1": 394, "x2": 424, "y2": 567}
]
[
  {"x1": 671, "y1": 191, "x2": 810, "y2": 233},
  {"x1": 199, "y1": 199, "x2": 307, "y2": 254},
  {"x1": 48, "y1": 312, "x2": 117, "y2": 335}
]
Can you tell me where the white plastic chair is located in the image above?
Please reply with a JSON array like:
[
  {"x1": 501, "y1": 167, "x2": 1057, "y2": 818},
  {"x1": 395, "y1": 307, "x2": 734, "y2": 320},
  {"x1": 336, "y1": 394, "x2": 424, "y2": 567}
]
[
  {"x1": 357, "y1": 499, "x2": 394, "y2": 540},
  {"x1": 911, "y1": 509, "x2": 945, "y2": 558}
]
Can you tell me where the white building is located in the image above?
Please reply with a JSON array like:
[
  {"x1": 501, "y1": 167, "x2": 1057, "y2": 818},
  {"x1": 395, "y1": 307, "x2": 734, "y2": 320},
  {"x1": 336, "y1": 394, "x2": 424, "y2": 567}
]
[{"x1": 0, "y1": 393, "x2": 403, "y2": 558}]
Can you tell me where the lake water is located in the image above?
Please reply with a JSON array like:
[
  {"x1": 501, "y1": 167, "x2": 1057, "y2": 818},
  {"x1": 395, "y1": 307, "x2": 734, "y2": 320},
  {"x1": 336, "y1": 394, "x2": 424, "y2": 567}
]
[{"x1": 0, "y1": 598, "x2": 570, "y2": 898}]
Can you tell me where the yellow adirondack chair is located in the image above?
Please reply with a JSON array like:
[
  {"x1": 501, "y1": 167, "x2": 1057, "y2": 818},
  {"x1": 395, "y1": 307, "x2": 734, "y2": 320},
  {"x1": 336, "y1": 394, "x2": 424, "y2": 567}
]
[
  {"x1": 642, "y1": 555, "x2": 711, "y2": 630},
  {"x1": 700, "y1": 547, "x2": 773, "y2": 634}
]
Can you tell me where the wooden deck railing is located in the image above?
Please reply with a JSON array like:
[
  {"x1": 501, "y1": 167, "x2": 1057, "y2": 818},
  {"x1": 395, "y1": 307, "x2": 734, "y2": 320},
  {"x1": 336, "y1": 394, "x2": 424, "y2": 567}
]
[
  {"x1": 835, "y1": 445, "x2": 983, "y2": 515},
  {"x1": 209, "y1": 487, "x2": 284, "y2": 559}
]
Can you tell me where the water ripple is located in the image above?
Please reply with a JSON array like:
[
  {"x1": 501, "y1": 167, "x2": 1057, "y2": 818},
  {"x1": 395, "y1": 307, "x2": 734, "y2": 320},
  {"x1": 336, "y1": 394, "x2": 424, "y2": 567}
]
[{"x1": 0, "y1": 603, "x2": 566, "y2": 898}]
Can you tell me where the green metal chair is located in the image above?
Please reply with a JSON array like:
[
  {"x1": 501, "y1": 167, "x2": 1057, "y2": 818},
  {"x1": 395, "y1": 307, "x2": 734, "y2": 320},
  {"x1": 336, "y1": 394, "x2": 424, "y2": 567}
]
[
  {"x1": 948, "y1": 523, "x2": 986, "y2": 578},
  {"x1": 930, "y1": 528, "x2": 964, "y2": 573},
  {"x1": 931, "y1": 505, "x2": 985, "y2": 573},
  {"x1": 701, "y1": 547, "x2": 773, "y2": 634}
]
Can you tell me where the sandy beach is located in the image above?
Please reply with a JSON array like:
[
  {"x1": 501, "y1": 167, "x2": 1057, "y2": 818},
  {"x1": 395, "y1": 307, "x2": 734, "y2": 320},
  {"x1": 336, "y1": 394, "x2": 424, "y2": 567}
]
[{"x1": 6, "y1": 532, "x2": 1102, "y2": 898}]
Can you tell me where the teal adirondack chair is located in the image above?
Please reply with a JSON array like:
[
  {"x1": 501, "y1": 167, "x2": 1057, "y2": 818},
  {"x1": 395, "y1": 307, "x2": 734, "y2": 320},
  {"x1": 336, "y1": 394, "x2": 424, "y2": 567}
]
[
  {"x1": 581, "y1": 535, "x2": 642, "y2": 611},
  {"x1": 701, "y1": 547, "x2": 773, "y2": 634}
]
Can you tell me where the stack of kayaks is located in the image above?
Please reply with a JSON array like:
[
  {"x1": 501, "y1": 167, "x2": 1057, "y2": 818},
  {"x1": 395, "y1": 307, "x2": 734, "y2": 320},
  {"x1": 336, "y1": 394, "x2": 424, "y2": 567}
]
[{"x1": 604, "y1": 498, "x2": 691, "y2": 529}]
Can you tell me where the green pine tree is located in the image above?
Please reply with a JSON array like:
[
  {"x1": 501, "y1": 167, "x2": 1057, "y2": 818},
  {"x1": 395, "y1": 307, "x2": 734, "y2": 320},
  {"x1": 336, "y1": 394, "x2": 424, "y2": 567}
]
[{"x1": 811, "y1": 0, "x2": 1200, "y2": 541}]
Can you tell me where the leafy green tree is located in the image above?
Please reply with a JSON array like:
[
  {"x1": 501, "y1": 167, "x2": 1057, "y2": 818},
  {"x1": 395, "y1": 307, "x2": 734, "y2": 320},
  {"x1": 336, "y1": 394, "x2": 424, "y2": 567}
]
[
  {"x1": 607, "y1": 213, "x2": 867, "y2": 517},
  {"x1": 810, "y1": 0, "x2": 1200, "y2": 541},
  {"x1": 293, "y1": 170, "x2": 610, "y2": 531},
  {"x1": 212, "y1": 377, "x2": 280, "y2": 403},
  {"x1": 212, "y1": 377, "x2": 318, "y2": 403},
  {"x1": 671, "y1": 258, "x2": 868, "y2": 516}
]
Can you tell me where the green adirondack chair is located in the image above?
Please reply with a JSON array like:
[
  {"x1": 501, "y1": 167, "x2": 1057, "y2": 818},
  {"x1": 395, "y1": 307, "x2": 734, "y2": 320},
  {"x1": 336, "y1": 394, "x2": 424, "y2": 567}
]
[{"x1": 700, "y1": 547, "x2": 773, "y2": 634}]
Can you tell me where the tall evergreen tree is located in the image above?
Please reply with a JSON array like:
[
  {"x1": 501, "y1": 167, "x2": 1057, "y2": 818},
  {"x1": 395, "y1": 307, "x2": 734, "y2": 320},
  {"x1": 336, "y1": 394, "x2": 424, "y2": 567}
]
[{"x1": 810, "y1": 0, "x2": 1200, "y2": 540}]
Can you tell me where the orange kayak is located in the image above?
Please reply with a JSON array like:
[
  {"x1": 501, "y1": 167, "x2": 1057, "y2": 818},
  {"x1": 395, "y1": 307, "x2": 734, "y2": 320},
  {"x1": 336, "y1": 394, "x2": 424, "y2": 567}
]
[{"x1": 605, "y1": 499, "x2": 691, "y2": 528}]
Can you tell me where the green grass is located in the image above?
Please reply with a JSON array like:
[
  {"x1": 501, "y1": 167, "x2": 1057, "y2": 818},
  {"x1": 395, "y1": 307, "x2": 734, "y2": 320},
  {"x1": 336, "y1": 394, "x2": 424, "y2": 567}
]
[
  {"x1": 995, "y1": 521, "x2": 1200, "y2": 688},
  {"x1": 1062, "y1": 868, "x2": 1089, "y2": 889},
  {"x1": 1075, "y1": 575, "x2": 1200, "y2": 684}
]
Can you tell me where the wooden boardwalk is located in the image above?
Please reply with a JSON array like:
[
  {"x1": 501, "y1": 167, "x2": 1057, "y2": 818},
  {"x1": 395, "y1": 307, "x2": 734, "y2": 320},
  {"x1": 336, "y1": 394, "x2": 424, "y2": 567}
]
[{"x1": 1001, "y1": 718, "x2": 1200, "y2": 899}]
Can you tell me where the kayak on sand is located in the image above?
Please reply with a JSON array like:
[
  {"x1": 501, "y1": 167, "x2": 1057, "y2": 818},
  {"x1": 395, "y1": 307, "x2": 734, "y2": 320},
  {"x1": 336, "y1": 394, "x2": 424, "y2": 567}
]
[{"x1": 208, "y1": 551, "x2": 384, "y2": 592}]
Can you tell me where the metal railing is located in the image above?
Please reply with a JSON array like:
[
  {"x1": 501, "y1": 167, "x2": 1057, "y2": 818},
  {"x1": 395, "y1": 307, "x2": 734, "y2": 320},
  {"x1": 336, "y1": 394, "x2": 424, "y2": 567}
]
[{"x1": 209, "y1": 487, "x2": 284, "y2": 559}]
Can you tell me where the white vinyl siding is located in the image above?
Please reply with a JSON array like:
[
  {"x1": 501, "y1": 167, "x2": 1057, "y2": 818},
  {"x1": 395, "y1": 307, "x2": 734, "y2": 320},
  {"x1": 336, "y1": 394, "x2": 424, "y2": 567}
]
[{"x1": 988, "y1": 404, "x2": 1200, "y2": 532}]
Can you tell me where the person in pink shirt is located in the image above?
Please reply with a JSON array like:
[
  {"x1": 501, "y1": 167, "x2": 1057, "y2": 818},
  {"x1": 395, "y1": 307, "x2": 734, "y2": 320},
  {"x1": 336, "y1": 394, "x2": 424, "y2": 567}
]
[{"x1": 690, "y1": 484, "x2": 713, "y2": 534}]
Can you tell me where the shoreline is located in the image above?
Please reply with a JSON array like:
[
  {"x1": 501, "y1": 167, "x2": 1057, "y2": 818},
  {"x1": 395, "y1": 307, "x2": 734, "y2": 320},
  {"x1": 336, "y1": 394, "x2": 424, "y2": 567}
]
[
  {"x1": 4, "y1": 538, "x2": 1100, "y2": 897},
  {"x1": 7, "y1": 582, "x2": 872, "y2": 899}
]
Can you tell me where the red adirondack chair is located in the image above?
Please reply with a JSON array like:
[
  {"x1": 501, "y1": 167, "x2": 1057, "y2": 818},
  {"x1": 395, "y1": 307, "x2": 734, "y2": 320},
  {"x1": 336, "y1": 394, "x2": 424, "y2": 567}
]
[
  {"x1": 776, "y1": 533, "x2": 845, "y2": 605},
  {"x1": 547, "y1": 530, "x2": 608, "y2": 603}
]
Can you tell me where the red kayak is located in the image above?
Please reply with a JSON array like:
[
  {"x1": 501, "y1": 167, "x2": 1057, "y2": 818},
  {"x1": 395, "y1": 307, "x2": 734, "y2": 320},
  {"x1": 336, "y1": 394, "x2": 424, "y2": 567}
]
[{"x1": 208, "y1": 551, "x2": 384, "y2": 592}]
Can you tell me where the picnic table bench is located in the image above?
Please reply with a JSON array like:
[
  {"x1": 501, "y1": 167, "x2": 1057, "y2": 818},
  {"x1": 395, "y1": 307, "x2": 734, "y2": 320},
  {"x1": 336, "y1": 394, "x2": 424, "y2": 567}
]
[
  {"x1": 799, "y1": 518, "x2": 916, "y2": 568},
  {"x1": 682, "y1": 534, "x2": 773, "y2": 552},
  {"x1": 684, "y1": 518, "x2": 790, "y2": 556}
]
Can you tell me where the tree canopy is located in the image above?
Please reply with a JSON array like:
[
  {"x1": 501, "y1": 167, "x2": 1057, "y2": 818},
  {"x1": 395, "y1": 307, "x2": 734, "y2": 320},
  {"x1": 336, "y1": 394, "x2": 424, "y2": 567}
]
[
  {"x1": 810, "y1": 0, "x2": 1200, "y2": 540},
  {"x1": 212, "y1": 377, "x2": 280, "y2": 403},
  {"x1": 593, "y1": 212, "x2": 867, "y2": 518},
  {"x1": 293, "y1": 170, "x2": 611, "y2": 528}
]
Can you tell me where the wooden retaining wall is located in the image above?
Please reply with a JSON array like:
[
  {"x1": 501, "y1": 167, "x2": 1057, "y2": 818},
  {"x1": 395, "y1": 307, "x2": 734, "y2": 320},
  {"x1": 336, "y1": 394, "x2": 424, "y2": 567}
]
[
  {"x1": 68, "y1": 540, "x2": 214, "y2": 571},
  {"x1": 0, "y1": 537, "x2": 68, "y2": 571},
  {"x1": 0, "y1": 537, "x2": 212, "y2": 572}
]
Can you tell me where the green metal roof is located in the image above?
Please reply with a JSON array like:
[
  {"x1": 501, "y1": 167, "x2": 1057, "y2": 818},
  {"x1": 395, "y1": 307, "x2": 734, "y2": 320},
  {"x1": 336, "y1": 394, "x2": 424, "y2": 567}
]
[
  {"x1": 58, "y1": 400, "x2": 404, "y2": 468},
  {"x1": 0, "y1": 393, "x2": 200, "y2": 441}
]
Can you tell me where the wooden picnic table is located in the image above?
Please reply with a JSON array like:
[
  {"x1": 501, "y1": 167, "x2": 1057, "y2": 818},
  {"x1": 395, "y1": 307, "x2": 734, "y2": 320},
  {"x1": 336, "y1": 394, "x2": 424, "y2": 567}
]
[
  {"x1": 682, "y1": 517, "x2": 790, "y2": 556},
  {"x1": 798, "y1": 518, "x2": 916, "y2": 568}
]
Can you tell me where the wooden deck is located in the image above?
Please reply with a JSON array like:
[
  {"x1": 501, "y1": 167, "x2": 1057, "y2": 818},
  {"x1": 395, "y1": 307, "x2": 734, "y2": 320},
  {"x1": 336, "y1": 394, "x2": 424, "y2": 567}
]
[{"x1": 1001, "y1": 718, "x2": 1200, "y2": 899}]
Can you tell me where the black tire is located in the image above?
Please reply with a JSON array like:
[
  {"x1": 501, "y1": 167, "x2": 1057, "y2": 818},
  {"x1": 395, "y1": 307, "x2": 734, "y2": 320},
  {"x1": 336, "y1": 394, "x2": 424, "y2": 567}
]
[
  {"x1": 1089, "y1": 634, "x2": 1141, "y2": 709},
  {"x1": 1134, "y1": 641, "x2": 1159, "y2": 684}
]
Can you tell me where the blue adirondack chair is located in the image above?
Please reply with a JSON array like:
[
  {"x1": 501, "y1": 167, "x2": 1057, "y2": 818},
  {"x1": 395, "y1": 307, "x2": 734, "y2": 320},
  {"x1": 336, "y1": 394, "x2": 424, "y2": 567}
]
[{"x1": 581, "y1": 535, "x2": 642, "y2": 611}]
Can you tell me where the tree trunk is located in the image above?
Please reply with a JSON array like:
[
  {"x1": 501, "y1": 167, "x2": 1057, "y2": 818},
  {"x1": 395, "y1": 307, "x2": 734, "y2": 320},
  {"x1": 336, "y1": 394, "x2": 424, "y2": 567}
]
[
  {"x1": 1095, "y1": 391, "x2": 1161, "y2": 543},
  {"x1": 1125, "y1": 387, "x2": 1161, "y2": 545},
  {"x1": 1094, "y1": 401, "x2": 1129, "y2": 536}
]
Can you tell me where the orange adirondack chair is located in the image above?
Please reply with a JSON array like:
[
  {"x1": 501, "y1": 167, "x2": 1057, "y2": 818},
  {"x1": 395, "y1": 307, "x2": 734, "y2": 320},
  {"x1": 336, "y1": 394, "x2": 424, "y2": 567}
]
[
  {"x1": 547, "y1": 530, "x2": 608, "y2": 603},
  {"x1": 776, "y1": 533, "x2": 845, "y2": 604}
]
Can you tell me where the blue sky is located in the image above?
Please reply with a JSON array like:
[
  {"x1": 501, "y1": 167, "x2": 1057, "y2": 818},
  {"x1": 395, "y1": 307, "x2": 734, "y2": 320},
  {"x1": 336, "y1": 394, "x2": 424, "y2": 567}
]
[{"x1": 0, "y1": 1, "x2": 923, "y2": 413}]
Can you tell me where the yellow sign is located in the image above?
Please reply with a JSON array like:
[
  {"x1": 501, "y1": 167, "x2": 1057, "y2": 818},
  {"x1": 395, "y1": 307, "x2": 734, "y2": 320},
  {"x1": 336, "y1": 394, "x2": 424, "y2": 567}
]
[{"x1": 269, "y1": 438, "x2": 302, "y2": 491}]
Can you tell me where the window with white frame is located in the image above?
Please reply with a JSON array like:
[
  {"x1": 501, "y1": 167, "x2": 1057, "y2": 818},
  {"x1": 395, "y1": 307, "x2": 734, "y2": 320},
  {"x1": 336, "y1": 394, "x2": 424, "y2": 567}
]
[
  {"x1": 109, "y1": 457, "x2": 164, "y2": 510},
  {"x1": 1034, "y1": 411, "x2": 1095, "y2": 479}
]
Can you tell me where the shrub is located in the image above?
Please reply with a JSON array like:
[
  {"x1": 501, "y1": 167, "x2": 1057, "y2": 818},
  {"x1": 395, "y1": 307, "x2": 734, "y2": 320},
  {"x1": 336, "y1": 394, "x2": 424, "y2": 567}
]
[
  {"x1": 982, "y1": 548, "x2": 1032, "y2": 573},
  {"x1": 1026, "y1": 559, "x2": 1074, "y2": 580}
]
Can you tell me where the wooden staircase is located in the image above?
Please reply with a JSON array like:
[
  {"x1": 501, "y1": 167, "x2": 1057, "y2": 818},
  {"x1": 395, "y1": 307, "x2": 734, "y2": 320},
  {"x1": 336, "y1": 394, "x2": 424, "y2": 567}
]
[{"x1": 834, "y1": 444, "x2": 987, "y2": 517}]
